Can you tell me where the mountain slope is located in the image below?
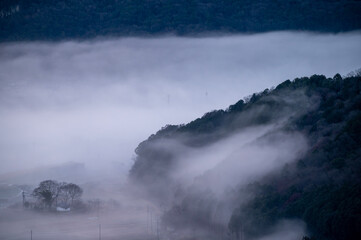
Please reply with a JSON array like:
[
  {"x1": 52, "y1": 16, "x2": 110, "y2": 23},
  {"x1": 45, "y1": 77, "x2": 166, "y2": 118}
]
[
  {"x1": 228, "y1": 75, "x2": 361, "y2": 240},
  {"x1": 130, "y1": 72, "x2": 361, "y2": 239}
]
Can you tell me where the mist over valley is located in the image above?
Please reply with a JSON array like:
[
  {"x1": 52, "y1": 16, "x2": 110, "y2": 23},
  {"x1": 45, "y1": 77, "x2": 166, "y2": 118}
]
[{"x1": 0, "y1": 32, "x2": 360, "y2": 240}]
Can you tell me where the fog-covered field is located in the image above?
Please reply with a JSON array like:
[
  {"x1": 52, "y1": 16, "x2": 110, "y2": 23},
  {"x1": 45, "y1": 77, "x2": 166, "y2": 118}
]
[
  {"x1": 0, "y1": 208, "x2": 149, "y2": 240},
  {"x1": 0, "y1": 183, "x2": 162, "y2": 240}
]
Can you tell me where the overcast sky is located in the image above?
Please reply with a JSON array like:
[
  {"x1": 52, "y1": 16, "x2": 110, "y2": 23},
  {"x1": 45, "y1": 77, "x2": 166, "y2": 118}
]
[{"x1": 0, "y1": 31, "x2": 360, "y2": 180}]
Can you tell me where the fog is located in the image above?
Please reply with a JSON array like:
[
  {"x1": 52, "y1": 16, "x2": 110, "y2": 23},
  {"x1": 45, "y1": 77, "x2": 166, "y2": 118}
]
[
  {"x1": 177, "y1": 128, "x2": 307, "y2": 195},
  {"x1": 170, "y1": 90, "x2": 314, "y2": 194},
  {"x1": 131, "y1": 88, "x2": 313, "y2": 239},
  {"x1": 1, "y1": 32, "x2": 361, "y2": 182},
  {"x1": 0, "y1": 31, "x2": 361, "y2": 239},
  {"x1": 0, "y1": 199, "x2": 152, "y2": 240},
  {"x1": 149, "y1": 126, "x2": 309, "y2": 238},
  {"x1": 255, "y1": 220, "x2": 307, "y2": 240}
]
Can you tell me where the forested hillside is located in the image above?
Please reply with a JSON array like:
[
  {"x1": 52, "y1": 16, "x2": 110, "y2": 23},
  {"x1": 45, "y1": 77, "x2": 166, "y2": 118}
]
[
  {"x1": 228, "y1": 73, "x2": 361, "y2": 240},
  {"x1": 1, "y1": 0, "x2": 361, "y2": 41},
  {"x1": 130, "y1": 72, "x2": 361, "y2": 239}
]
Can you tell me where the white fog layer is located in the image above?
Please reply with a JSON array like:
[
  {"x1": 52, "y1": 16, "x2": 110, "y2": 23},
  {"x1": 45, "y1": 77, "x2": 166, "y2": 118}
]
[{"x1": 0, "y1": 32, "x2": 361, "y2": 182}]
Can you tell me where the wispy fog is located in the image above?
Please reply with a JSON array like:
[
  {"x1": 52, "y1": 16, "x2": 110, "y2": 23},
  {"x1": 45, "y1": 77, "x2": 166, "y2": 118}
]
[
  {"x1": 255, "y1": 220, "x2": 307, "y2": 240},
  {"x1": 0, "y1": 32, "x2": 361, "y2": 183},
  {"x1": 132, "y1": 87, "x2": 312, "y2": 239},
  {"x1": 176, "y1": 127, "x2": 308, "y2": 195}
]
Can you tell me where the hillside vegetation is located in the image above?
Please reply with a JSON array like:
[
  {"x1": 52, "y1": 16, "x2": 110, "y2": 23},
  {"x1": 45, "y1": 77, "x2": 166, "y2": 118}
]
[
  {"x1": 130, "y1": 72, "x2": 361, "y2": 239},
  {"x1": 228, "y1": 73, "x2": 361, "y2": 240},
  {"x1": 1, "y1": 0, "x2": 361, "y2": 41}
]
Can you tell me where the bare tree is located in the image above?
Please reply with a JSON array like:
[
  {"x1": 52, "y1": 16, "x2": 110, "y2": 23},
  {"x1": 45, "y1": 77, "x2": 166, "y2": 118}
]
[
  {"x1": 61, "y1": 183, "x2": 83, "y2": 206},
  {"x1": 32, "y1": 180, "x2": 60, "y2": 209}
]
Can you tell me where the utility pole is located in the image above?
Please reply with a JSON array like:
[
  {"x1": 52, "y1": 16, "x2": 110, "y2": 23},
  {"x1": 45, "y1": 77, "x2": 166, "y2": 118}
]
[
  {"x1": 147, "y1": 205, "x2": 149, "y2": 235},
  {"x1": 99, "y1": 224, "x2": 101, "y2": 240},
  {"x1": 156, "y1": 216, "x2": 160, "y2": 240},
  {"x1": 22, "y1": 191, "x2": 26, "y2": 208},
  {"x1": 150, "y1": 210, "x2": 153, "y2": 235},
  {"x1": 30, "y1": 230, "x2": 32, "y2": 240},
  {"x1": 97, "y1": 200, "x2": 100, "y2": 219},
  {"x1": 240, "y1": 222, "x2": 243, "y2": 240}
]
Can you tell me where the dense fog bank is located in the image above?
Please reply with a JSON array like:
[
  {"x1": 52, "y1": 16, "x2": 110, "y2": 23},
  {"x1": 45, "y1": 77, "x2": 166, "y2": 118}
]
[{"x1": 1, "y1": 32, "x2": 360, "y2": 181}]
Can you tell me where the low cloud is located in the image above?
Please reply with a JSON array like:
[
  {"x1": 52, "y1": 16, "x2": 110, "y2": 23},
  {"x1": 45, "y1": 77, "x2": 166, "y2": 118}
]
[{"x1": 0, "y1": 32, "x2": 360, "y2": 180}]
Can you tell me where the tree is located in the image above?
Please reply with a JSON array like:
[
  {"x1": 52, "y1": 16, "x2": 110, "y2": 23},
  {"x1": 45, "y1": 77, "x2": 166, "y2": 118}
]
[
  {"x1": 61, "y1": 183, "x2": 83, "y2": 206},
  {"x1": 32, "y1": 180, "x2": 61, "y2": 209},
  {"x1": 32, "y1": 180, "x2": 83, "y2": 210}
]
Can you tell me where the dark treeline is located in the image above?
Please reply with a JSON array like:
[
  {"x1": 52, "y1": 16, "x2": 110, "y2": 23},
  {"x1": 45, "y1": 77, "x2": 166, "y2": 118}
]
[
  {"x1": 130, "y1": 71, "x2": 361, "y2": 239},
  {"x1": 1, "y1": 0, "x2": 361, "y2": 41}
]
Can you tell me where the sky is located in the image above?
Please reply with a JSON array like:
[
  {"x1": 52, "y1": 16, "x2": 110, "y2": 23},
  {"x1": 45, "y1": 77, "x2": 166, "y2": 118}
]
[{"x1": 0, "y1": 31, "x2": 360, "y2": 182}]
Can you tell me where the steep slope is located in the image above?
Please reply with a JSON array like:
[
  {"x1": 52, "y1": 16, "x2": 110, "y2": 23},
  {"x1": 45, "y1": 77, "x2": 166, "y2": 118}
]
[
  {"x1": 130, "y1": 72, "x2": 361, "y2": 239},
  {"x1": 1, "y1": 0, "x2": 361, "y2": 41},
  {"x1": 229, "y1": 75, "x2": 361, "y2": 240}
]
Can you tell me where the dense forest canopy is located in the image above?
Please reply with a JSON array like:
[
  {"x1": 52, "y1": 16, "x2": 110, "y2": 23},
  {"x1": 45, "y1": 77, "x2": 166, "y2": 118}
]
[
  {"x1": 228, "y1": 73, "x2": 361, "y2": 240},
  {"x1": 1, "y1": 0, "x2": 361, "y2": 41},
  {"x1": 130, "y1": 72, "x2": 361, "y2": 240}
]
